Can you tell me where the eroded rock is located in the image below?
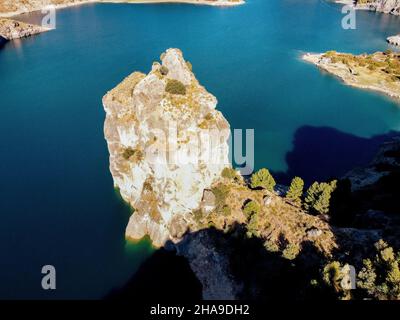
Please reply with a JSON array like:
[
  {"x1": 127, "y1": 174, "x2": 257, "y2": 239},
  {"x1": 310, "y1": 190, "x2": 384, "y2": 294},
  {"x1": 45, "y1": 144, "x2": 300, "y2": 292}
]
[{"x1": 103, "y1": 49, "x2": 230, "y2": 247}]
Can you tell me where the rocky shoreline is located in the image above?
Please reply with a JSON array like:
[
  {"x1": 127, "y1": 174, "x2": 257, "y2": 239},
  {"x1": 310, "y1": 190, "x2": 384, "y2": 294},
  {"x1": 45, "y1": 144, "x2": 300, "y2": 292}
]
[
  {"x1": 0, "y1": 18, "x2": 48, "y2": 40},
  {"x1": 303, "y1": 52, "x2": 400, "y2": 102},
  {"x1": 103, "y1": 49, "x2": 400, "y2": 300},
  {"x1": 335, "y1": 0, "x2": 400, "y2": 16},
  {"x1": 0, "y1": 0, "x2": 244, "y2": 18},
  {"x1": 355, "y1": 0, "x2": 400, "y2": 15}
]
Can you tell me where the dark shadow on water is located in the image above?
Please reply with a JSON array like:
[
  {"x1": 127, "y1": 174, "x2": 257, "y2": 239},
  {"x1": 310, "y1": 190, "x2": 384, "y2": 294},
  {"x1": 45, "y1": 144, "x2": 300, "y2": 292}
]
[
  {"x1": 0, "y1": 36, "x2": 7, "y2": 49},
  {"x1": 106, "y1": 246, "x2": 203, "y2": 301},
  {"x1": 105, "y1": 129, "x2": 400, "y2": 301},
  {"x1": 106, "y1": 224, "x2": 335, "y2": 301},
  {"x1": 275, "y1": 126, "x2": 400, "y2": 186}
]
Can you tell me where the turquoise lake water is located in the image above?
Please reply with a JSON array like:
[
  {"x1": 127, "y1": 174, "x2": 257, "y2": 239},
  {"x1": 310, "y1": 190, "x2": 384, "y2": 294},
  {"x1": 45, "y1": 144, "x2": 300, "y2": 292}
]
[{"x1": 1, "y1": 0, "x2": 400, "y2": 299}]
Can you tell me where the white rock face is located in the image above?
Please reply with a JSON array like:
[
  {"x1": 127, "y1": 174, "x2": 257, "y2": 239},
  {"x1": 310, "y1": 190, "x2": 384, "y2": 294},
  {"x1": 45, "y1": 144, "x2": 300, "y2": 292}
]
[
  {"x1": 387, "y1": 34, "x2": 400, "y2": 46},
  {"x1": 103, "y1": 49, "x2": 230, "y2": 247},
  {"x1": 356, "y1": 0, "x2": 400, "y2": 15}
]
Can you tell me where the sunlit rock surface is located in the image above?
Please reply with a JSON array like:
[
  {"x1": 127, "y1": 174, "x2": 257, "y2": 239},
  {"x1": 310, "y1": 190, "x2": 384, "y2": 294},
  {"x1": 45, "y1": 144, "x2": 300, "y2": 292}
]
[{"x1": 103, "y1": 49, "x2": 230, "y2": 247}]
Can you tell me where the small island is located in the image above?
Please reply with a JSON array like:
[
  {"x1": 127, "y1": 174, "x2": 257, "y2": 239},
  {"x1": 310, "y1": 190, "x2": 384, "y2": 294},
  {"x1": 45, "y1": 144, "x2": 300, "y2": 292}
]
[{"x1": 303, "y1": 51, "x2": 400, "y2": 101}]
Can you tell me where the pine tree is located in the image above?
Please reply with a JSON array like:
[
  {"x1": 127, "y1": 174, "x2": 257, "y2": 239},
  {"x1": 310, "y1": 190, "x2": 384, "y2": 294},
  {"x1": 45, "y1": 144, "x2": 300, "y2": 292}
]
[
  {"x1": 250, "y1": 168, "x2": 276, "y2": 191},
  {"x1": 286, "y1": 177, "x2": 304, "y2": 205},
  {"x1": 313, "y1": 183, "x2": 333, "y2": 215},
  {"x1": 304, "y1": 180, "x2": 337, "y2": 214},
  {"x1": 304, "y1": 182, "x2": 320, "y2": 212},
  {"x1": 243, "y1": 200, "x2": 260, "y2": 219}
]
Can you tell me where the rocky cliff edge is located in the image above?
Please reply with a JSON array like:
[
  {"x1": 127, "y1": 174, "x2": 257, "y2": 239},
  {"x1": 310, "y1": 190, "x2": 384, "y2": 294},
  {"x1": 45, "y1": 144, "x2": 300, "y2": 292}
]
[{"x1": 103, "y1": 48, "x2": 230, "y2": 247}]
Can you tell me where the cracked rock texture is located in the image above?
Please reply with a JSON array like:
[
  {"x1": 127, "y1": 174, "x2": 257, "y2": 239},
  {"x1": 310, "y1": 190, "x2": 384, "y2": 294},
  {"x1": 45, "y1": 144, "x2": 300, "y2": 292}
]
[{"x1": 102, "y1": 48, "x2": 230, "y2": 247}]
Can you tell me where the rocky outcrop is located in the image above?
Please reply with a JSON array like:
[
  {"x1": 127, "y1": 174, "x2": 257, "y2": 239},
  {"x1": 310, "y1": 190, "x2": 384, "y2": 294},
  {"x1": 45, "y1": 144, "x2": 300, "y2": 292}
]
[
  {"x1": 176, "y1": 229, "x2": 242, "y2": 300},
  {"x1": 0, "y1": 18, "x2": 48, "y2": 40},
  {"x1": 344, "y1": 137, "x2": 400, "y2": 191},
  {"x1": 0, "y1": 0, "x2": 244, "y2": 17},
  {"x1": 303, "y1": 51, "x2": 400, "y2": 102},
  {"x1": 355, "y1": 0, "x2": 400, "y2": 15},
  {"x1": 387, "y1": 34, "x2": 400, "y2": 46},
  {"x1": 103, "y1": 48, "x2": 230, "y2": 247}
]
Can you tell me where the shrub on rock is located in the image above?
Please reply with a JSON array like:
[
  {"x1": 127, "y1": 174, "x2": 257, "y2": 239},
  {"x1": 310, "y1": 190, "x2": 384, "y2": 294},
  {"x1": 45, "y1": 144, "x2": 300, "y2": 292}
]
[
  {"x1": 250, "y1": 168, "x2": 276, "y2": 191},
  {"x1": 165, "y1": 79, "x2": 186, "y2": 95}
]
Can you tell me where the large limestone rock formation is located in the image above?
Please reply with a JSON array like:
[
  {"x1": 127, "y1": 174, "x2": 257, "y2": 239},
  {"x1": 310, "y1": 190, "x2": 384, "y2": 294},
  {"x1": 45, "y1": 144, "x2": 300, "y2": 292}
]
[{"x1": 103, "y1": 49, "x2": 230, "y2": 247}]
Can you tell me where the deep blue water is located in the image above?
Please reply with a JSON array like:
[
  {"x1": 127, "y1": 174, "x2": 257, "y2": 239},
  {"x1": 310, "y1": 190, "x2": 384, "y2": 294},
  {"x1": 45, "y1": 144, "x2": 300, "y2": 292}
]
[{"x1": 1, "y1": 0, "x2": 400, "y2": 299}]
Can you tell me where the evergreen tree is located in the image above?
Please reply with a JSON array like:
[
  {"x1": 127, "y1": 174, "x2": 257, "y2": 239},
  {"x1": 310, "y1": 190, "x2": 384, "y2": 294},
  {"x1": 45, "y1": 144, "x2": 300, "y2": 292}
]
[
  {"x1": 313, "y1": 184, "x2": 333, "y2": 215},
  {"x1": 250, "y1": 168, "x2": 276, "y2": 191},
  {"x1": 243, "y1": 200, "x2": 260, "y2": 219},
  {"x1": 304, "y1": 182, "x2": 320, "y2": 212},
  {"x1": 304, "y1": 180, "x2": 337, "y2": 215},
  {"x1": 286, "y1": 177, "x2": 304, "y2": 205},
  {"x1": 358, "y1": 240, "x2": 400, "y2": 300}
]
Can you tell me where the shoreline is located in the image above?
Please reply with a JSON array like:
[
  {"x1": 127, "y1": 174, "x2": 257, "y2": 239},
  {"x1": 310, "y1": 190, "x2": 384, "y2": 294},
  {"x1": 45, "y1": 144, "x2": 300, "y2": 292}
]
[
  {"x1": 302, "y1": 52, "x2": 400, "y2": 103},
  {"x1": 332, "y1": 0, "x2": 400, "y2": 15},
  {"x1": 0, "y1": 18, "x2": 50, "y2": 40},
  {"x1": 0, "y1": 0, "x2": 245, "y2": 18}
]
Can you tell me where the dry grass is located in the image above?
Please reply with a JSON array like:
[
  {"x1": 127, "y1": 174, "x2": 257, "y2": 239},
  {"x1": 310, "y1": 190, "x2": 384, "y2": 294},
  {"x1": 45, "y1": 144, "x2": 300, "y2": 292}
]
[{"x1": 191, "y1": 177, "x2": 337, "y2": 257}]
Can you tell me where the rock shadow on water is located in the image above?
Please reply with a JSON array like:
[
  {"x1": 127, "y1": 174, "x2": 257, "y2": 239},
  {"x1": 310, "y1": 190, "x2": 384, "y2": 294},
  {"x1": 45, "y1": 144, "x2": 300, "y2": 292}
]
[
  {"x1": 0, "y1": 36, "x2": 7, "y2": 48},
  {"x1": 105, "y1": 224, "x2": 336, "y2": 301},
  {"x1": 275, "y1": 125, "x2": 400, "y2": 186},
  {"x1": 106, "y1": 244, "x2": 203, "y2": 301}
]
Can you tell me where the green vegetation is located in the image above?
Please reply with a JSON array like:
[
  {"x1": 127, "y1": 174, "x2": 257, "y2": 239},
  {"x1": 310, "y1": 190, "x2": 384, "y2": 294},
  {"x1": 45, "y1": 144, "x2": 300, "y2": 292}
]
[
  {"x1": 192, "y1": 209, "x2": 204, "y2": 224},
  {"x1": 319, "y1": 240, "x2": 400, "y2": 300},
  {"x1": 186, "y1": 61, "x2": 193, "y2": 71},
  {"x1": 211, "y1": 183, "x2": 231, "y2": 216},
  {"x1": 122, "y1": 147, "x2": 144, "y2": 163},
  {"x1": 286, "y1": 177, "x2": 304, "y2": 206},
  {"x1": 250, "y1": 168, "x2": 276, "y2": 191},
  {"x1": 304, "y1": 180, "x2": 337, "y2": 215},
  {"x1": 322, "y1": 51, "x2": 400, "y2": 84},
  {"x1": 221, "y1": 167, "x2": 237, "y2": 180},
  {"x1": 358, "y1": 240, "x2": 400, "y2": 300},
  {"x1": 243, "y1": 200, "x2": 260, "y2": 220},
  {"x1": 247, "y1": 213, "x2": 260, "y2": 238},
  {"x1": 264, "y1": 240, "x2": 279, "y2": 253},
  {"x1": 165, "y1": 79, "x2": 186, "y2": 95},
  {"x1": 160, "y1": 65, "x2": 169, "y2": 76},
  {"x1": 282, "y1": 243, "x2": 300, "y2": 260},
  {"x1": 322, "y1": 261, "x2": 344, "y2": 295},
  {"x1": 122, "y1": 147, "x2": 135, "y2": 160}
]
